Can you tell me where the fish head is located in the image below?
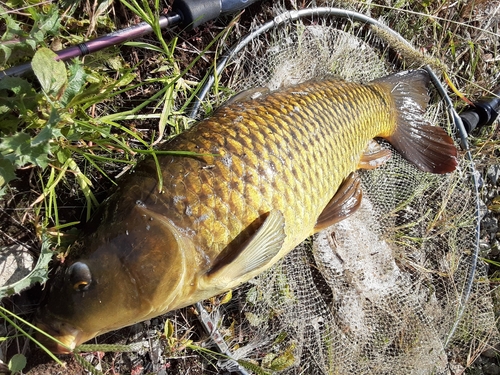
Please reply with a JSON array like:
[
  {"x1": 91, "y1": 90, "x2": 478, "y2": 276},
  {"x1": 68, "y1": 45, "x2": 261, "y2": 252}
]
[{"x1": 36, "y1": 199, "x2": 197, "y2": 354}]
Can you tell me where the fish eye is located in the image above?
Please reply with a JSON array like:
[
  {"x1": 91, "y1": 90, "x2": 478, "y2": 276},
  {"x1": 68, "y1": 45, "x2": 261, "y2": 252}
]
[{"x1": 67, "y1": 262, "x2": 92, "y2": 292}]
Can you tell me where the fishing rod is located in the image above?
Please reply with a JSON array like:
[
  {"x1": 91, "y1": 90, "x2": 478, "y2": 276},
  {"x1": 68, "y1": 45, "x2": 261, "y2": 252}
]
[{"x1": 0, "y1": 0, "x2": 261, "y2": 79}]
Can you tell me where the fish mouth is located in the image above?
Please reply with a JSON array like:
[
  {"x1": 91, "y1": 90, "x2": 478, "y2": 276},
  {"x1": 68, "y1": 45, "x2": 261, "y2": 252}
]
[{"x1": 35, "y1": 319, "x2": 83, "y2": 354}]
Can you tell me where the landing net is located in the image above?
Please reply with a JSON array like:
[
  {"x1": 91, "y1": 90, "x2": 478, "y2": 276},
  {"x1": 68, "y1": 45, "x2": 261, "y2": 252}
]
[{"x1": 188, "y1": 6, "x2": 496, "y2": 374}]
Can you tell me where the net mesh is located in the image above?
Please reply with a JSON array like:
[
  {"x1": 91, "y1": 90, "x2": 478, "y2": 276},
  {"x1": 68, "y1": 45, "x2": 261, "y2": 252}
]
[{"x1": 192, "y1": 11, "x2": 499, "y2": 375}]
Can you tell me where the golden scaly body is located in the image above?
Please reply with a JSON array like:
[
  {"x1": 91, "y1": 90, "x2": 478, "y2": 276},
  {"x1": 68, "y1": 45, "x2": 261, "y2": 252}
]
[
  {"x1": 36, "y1": 71, "x2": 457, "y2": 353},
  {"x1": 130, "y1": 79, "x2": 394, "y2": 266}
]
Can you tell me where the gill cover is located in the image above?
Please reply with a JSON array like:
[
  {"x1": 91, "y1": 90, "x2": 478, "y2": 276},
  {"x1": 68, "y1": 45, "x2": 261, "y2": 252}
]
[{"x1": 36, "y1": 196, "x2": 195, "y2": 352}]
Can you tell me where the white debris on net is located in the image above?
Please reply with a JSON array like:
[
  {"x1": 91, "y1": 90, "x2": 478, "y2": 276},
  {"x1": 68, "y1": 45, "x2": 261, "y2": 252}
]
[
  {"x1": 313, "y1": 200, "x2": 401, "y2": 301},
  {"x1": 313, "y1": 200, "x2": 401, "y2": 342},
  {"x1": 0, "y1": 244, "x2": 34, "y2": 288},
  {"x1": 195, "y1": 302, "x2": 251, "y2": 375},
  {"x1": 312, "y1": 197, "x2": 449, "y2": 373}
]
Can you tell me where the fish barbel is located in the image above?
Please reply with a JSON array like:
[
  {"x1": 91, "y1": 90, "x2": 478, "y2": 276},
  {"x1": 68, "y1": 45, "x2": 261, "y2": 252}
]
[{"x1": 36, "y1": 70, "x2": 457, "y2": 353}]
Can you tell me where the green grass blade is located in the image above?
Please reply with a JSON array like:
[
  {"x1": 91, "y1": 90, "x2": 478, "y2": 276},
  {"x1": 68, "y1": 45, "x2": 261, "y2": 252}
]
[{"x1": 0, "y1": 306, "x2": 67, "y2": 365}]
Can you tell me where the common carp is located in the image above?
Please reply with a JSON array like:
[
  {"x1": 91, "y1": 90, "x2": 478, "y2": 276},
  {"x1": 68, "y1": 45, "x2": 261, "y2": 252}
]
[{"x1": 36, "y1": 70, "x2": 457, "y2": 353}]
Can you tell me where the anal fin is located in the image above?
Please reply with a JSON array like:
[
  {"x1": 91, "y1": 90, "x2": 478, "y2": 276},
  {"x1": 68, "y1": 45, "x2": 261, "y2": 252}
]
[
  {"x1": 207, "y1": 210, "x2": 286, "y2": 284},
  {"x1": 314, "y1": 173, "x2": 362, "y2": 233},
  {"x1": 358, "y1": 140, "x2": 392, "y2": 170}
]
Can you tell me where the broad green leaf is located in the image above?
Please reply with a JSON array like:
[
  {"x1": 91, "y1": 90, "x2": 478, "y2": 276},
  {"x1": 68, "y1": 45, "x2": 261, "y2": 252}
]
[
  {"x1": 116, "y1": 72, "x2": 136, "y2": 87},
  {"x1": 32, "y1": 125, "x2": 62, "y2": 146},
  {"x1": 30, "y1": 144, "x2": 51, "y2": 169},
  {"x1": 32, "y1": 47, "x2": 67, "y2": 96},
  {"x1": 61, "y1": 63, "x2": 87, "y2": 106},
  {"x1": 31, "y1": 30, "x2": 44, "y2": 43},
  {"x1": 0, "y1": 132, "x2": 30, "y2": 154},
  {"x1": 56, "y1": 147, "x2": 71, "y2": 164},
  {"x1": 0, "y1": 131, "x2": 51, "y2": 168},
  {"x1": 0, "y1": 237, "x2": 53, "y2": 298},
  {"x1": 0, "y1": 157, "x2": 16, "y2": 186},
  {"x1": 107, "y1": 55, "x2": 124, "y2": 70},
  {"x1": 26, "y1": 5, "x2": 60, "y2": 43},
  {"x1": 37, "y1": 8, "x2": 60, "y2": 35},
  {"x1": 0, "y1": 118, "x2": 18, "y2": 133},
  {"x1": 1, "y1": 12, "x2": 24, "y2": 38},
  {"x1": 0, "y1": 77, "x2": 38, "y2": 127},
  {"x1": 32, "y1": 109, "x2": 63, "y2": 146},
  {"x1": 0, "y1": 76, "x2": 34, "y2": 95},
  {"x1": 8, "y1": 353, "x2": 27, "y2": 373},
  {"x1": 0, "y1": 44, "x2": 12, "y2": 64},
  {"x1": 26, "y1": 38, "x2": 36, "y2": 50}
]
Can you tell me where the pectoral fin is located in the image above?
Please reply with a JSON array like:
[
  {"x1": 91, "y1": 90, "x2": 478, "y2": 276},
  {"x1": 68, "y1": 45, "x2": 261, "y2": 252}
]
[
  {"x1": 358, "y1": 140, "x2": 392, "y2": 170},
  {"x1": 207, "y1": 210, "x2": 286, "y2": 285},
  {"x1": 314, "y1": 173, "x2": 362, "y2": 232}
]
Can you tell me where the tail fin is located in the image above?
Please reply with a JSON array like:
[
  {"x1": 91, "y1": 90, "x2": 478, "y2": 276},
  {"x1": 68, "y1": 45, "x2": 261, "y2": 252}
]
[{"x1": 373, "y1": 70, "x2": 458, "y2": 174}]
